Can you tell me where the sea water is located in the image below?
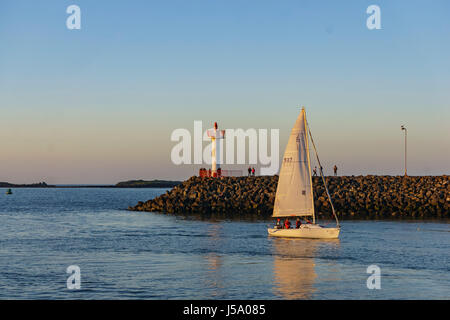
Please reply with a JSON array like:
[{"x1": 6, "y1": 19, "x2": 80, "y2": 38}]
[{"x1": 0, "y1": 188, "x2": 448, "y2": 299}]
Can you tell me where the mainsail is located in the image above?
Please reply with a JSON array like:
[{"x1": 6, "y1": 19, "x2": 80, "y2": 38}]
[{"x1": 273, "y1": 108, "x2": 314, "y2": 218}]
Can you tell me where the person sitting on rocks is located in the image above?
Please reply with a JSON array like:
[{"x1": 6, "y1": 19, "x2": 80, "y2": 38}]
[
  {"x1": 296, "y1": 218, "x2": 302, "y2": 229},
  {"x1": 275, "y1": 218, "x2": 282, "y2": 229},
  {"x1": 284, "y1": 218, "x2": 291, "y2": 229}
]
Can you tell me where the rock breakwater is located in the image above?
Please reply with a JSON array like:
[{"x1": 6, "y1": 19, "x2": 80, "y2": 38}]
[{"x1": 129, "y1": 175, "x2": 449, "y2": 219}]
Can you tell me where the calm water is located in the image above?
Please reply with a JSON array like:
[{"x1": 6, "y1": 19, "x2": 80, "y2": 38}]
[{"x1": 0, "y1": 188, "x2": 448, "y2": 299}]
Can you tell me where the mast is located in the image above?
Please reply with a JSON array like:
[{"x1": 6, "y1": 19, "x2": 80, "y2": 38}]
[
  {"x1": 306, "y1": 119, "x2": 340, "y2": 228},
  {"x1": 303, "y1": 108, "x2": 315, "y2": 224}
]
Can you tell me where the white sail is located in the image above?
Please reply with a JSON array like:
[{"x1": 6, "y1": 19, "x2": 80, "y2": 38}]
[{"x1": 273, "y1": 108, "x2": 314, "y2": 218}]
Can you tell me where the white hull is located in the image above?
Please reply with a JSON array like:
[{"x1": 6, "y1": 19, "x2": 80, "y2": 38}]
[{"x1": 268, "y1": 224, "x2": 340, "y2": 239}]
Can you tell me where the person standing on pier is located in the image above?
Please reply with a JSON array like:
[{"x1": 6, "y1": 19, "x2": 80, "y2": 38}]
[
  {"x1": 333, "y1": 165, "x2": 338, "y2": 176},
  {"x1": 248, "y1": 167, "x2": 251, "y2": 176},
  {"x1": 252, "y1": 167, "x2": 255, "y2": 176}
]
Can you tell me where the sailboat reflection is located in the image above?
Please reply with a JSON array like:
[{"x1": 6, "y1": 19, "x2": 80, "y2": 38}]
[
  {"x1": 272, "y1": 238, "x2": 339, "y2": 299},
  {"x1": 203, "y1": 224, "x2": 224, "y2": 298}
]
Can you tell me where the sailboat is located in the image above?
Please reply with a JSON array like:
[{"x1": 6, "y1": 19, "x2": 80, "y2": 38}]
[{"x1": 267, "y1": 107, "x2": 340, "y2": 239}]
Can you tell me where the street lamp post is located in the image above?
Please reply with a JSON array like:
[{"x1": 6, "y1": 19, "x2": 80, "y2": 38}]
[{"x1": 401, "y1": 125, "x2": 407, "y2": 176}]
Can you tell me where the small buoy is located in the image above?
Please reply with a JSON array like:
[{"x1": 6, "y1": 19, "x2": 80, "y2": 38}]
[{"x1": 6, "y1": 188, "x2": 12, "y2": 195}]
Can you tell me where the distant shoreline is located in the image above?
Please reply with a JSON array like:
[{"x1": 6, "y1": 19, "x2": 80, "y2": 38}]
[{"x1": 0, "y1": 179, "x2": 182, "y2": 189}]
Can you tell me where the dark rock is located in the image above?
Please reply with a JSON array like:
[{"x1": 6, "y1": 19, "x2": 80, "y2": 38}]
[{"x1": 129, "y1": 175, "x2": 449, "y2": 219}]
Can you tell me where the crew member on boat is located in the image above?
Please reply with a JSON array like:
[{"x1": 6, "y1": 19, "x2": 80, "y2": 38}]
[
  {"x1": 275, "y1": 218, "x2": 282, "y2": 229},
  {"x1": 296, "y1": 218, "x2": 302, "y2": 229},
  {"x1": 284, "y1": 219, "x2": 291, "y2": 229}
]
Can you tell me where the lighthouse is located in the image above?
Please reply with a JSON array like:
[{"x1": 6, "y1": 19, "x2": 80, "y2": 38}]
[{"x1": 207, "y1": 122, "x2": 225, "y2": 177}]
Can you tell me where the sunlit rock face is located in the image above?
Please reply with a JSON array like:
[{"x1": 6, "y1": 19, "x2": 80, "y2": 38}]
[{"x1": 130, "y1": 175, "x2": 449, "y2": 219}]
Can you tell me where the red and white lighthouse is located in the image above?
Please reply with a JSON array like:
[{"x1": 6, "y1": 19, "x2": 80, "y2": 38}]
[{"x1": 207, "y1": 122, "x2": 225, "y2": 177}]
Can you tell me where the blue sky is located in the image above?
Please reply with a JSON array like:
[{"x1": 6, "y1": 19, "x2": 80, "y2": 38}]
[{"x1": 0, "y1": 0, "x2": 449, "y2": 183}]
